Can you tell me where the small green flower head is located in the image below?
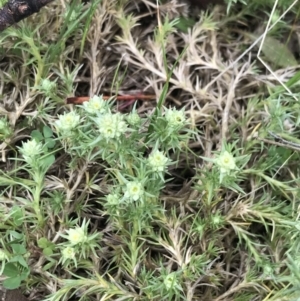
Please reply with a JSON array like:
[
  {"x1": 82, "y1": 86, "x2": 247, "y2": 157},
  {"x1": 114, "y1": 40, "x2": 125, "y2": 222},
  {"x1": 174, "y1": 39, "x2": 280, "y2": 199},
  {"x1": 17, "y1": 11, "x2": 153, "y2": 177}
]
[
  {"x1": 210, "y1": 213, "x2": 225, "y2": 230},
  {"x1": 19, "y1": 139, "x2": 43, "y2": 164},
  {"x1": 64, "y1": 9, "x2": 78, "y2": 22},
  {"x1": 165, "y1": 108, "x2": 186, "y2": 128},
  {"x1": 106, "y1": 193, "x2": 120, "y2": 206},
  {"x1": 55, "y1": 111, "x2": 81, "y2": 133},
  {"x1": 270, "y1": 10, "x2": 280, "y2": 25},
  {"x1": 40, "y1": 78, "x2": 56, "y2": 96},
  {"x1": 0, "y1": 249, "x2": 8, "y2": 261},
  {"x1": 124, "y1": 181, "x2": 144, "y2": 202},
  {"x1": 83, "y1": 95, "x2": 107, "y2": 115},
  {"x1": 60, "y1": 246, "x2": 77, "y2": 267},
  {"x1": 126, "y1": 112, "x2": 141, "y2": 126},
  {"x1": 62, "y1": 246, "x2": 76, "y2": 259},
  {"x1": 215, "y1": 151, "x2": 237, "y2": 174},
  {"x1": 96, "y1": 112, "x2": 127, "y2": 140},
  {"x1": 66, "y1": 227, "x2": 87, "y2": 245},
  {"x1": 0, "y1": 118, "x2": 12, "y2": 140},
  {"x1": 263, "y1": 264, "x2": 274, "y2": 277},
  {"x1": 148, "y1": 150, "x2": 169, "y2": 172},
  {"x1": 193, "y1": 218, "x2": 205, "y2": 238},
  {"x1": 164, "y1": 272, "x2": 179, "y2": 290},
  {"x1": 196, "y1": 224, "x2": 205, "y2": 237}
]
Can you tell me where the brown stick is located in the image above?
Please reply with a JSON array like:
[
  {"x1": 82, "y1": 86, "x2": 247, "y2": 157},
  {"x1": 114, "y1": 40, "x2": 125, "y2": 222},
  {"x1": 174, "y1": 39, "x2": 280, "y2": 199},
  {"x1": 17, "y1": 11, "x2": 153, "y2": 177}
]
[
  {"x1": 66, "y1": 94, "x2": 157, "y2": 105},
  {"x1": 0, "y1": 0, "x2": 54, "y2": 32}
]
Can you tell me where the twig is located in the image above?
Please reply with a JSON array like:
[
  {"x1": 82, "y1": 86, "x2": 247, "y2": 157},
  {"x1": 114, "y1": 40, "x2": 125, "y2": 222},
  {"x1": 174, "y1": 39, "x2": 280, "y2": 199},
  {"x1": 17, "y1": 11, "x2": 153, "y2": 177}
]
[
  {"x1": 267, "y1": 131, "x2": 300, "y2": 150},
  {"x1": 66, "y1": 94, "x2": 157, "y2": 104},
  {"x1": 258, "y1": 134, "x2": 300, "y2": 152}
]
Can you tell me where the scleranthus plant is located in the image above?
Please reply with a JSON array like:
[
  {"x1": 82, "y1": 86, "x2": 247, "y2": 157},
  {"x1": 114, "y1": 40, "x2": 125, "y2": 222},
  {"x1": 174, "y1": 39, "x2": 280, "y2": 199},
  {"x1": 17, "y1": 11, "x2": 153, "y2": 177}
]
[
  {"x1": 82, "y1": 95, "x2": 108, "y2": 115},
  {"x1": 52, "y1": 95, "x2": 193, "y2": 228},
  {"x1": 94, "y1": 111, "x2": 128, "y2": 141},
  {"x1": 60, "y1": 247, "x2": 76, "y2": 267},
  {"x1": 147, "y1": 149, "x2": 171, "y2": 181},
  {"x1": 19, "y1": 139, "x2": 43, "y2": 167},
  {"x1": 17, "y1": 137, "x2": 55, "y2": 226},
  {"x1": 142, "y1": 267, "x2": 184, "y2": 301},
  {"x1": 0, "y1": 117, "x2": 13, "y2": 140},
  {"x1": 66, "y1": 226, "x2": 87, "y2": 245},
  {"x1": 38, "y1": 78, "x2": 57, "y2": 97},
  {"x1": 124, "y1": 180, "x2": 145, "y2": 202},
  {"x1": 126, "y1": 110, "x2": 141, "y2": 127},
  {"x1": 164, "y1": 108, "x2": 186, "y2": 128},
  {"x1": 215, "y1": 150, "x2": 238, "y2": 181},
  {"x1": 59, "y1": 219, "x2": 101, "y2": 266},
  {"x1": 53, "y1": 95, "x2": 191, "y2": 167},
  {"x1": 148, "y1": 149, "x2": 169, "y2": 172},
  {"x1": 145, "y1": 107, "x2": 191, "y2": 153},
  {"x1": 200, "y1": 142, "x2": 250, "y2": 192},
  {"x1": 54, "y1": 111, "x2": 81, "y2": 135},
  {"x1": 54, "y1": 111, "x2": 82, "y2": 151}
]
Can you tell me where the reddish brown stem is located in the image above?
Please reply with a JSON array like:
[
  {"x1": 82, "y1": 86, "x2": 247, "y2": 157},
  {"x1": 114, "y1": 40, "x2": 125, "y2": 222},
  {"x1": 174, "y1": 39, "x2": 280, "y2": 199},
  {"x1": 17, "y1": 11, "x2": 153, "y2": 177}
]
[{"x1": 66, "y1": 94, "x2": 156, "y2": 105}]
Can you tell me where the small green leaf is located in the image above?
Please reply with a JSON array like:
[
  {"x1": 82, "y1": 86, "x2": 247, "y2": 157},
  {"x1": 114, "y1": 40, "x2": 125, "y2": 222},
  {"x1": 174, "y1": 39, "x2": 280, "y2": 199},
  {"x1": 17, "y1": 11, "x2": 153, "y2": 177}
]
[
  {"x1": 31, "y1": 130, "x2": 43, "y2": 141},
  {"x1": 43, "y1": 125, "x2": 53, "y2": 138},
  {"x1": 9, "y1": 255, "x2": 28, "y2": 268},
  {"x1": 3, "y1": 276, "x2": 21, "y2": 289},
  {"x1": 42, "y1": 260, "x2": 56, "y2": 271},
  {"x1": 37, "y1": 237, "x2": 49, "y2": 248},
  {"x1": 20, "y1": 269, "x2": 30, "y2": 280},
  {"x1": 11, "y1": 244, "x2": 26, "y2": 255},
  {"x1": 40, "y1": 154, "x2": 55, "y2": 170},
  {"x1": 43, "y1": 247, "x2": 53, "y2": 256},
  {"x1": 3, "y1": 263, "x2": 19, "y2": 277},
  {"x1": 261, "y1": 36, "x2": 298, "y2": 68},
  {"x1": 11, "y1": 206, "x2": 23, "y2": 226},
  {"x1": 45, "y1": 138, "x2": 55, "y2": 149},
  {"x1": 175, "y1": 17, "x2": 196, "y2": 33},
  {"x1": 8, "y1": 231, "x2": 23, "y2": 240}
]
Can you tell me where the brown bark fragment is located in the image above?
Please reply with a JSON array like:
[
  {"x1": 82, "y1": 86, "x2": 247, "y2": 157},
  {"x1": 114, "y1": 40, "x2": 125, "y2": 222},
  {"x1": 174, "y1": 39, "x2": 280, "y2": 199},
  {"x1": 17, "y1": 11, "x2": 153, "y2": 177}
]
[{"x1": 0, "y1": 0, "x2": 54, "y2": 32}]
